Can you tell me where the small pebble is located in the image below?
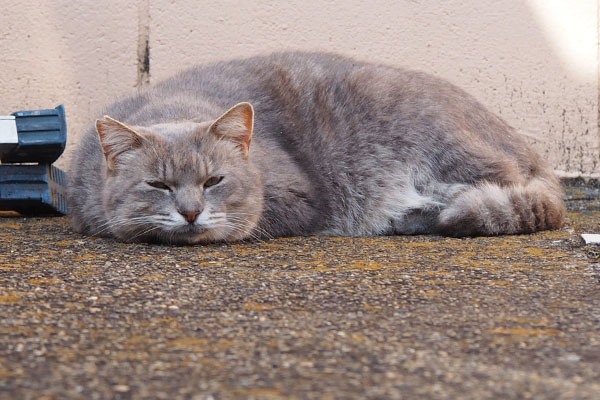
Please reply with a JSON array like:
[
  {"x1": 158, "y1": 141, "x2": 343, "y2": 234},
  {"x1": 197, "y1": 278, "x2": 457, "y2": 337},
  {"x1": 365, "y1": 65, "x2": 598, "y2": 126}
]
[{"x1": 113, "y1": 384, "x2": 130, "y2": 392}]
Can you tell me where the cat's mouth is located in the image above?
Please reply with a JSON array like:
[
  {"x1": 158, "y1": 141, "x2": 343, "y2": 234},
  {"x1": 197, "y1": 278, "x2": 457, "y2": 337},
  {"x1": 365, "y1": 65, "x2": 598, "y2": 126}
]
[
  {"x1": 174, "y1": 223, "x2": 207, "y2": 234},
  {"x1": 148, "y1": 224, "x2": 211, "y2": 245}
]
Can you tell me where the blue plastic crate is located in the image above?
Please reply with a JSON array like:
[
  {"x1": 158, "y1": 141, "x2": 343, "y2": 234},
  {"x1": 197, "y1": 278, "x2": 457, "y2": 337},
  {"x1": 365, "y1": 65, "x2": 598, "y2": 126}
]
[
  {"x1": 2, "y1": 105, "x2": 67, "y2": 164},
  {"x1": 0, "y1": 105, "x2": 68, "y2": 215},
  {"x1": 0, "y1": 164, "x2": 67, "y2": 215}
]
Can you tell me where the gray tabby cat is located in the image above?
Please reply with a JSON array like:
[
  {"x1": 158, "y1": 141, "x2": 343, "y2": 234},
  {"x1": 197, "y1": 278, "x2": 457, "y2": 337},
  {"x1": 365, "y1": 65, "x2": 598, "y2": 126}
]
[{"x1": 68, "y1": 52, "x2": 565, "y2": 244}]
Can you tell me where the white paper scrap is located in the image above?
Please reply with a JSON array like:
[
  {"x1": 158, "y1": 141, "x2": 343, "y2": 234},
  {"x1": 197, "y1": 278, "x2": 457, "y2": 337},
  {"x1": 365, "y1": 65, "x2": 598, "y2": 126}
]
[{"x1": 581, "y1": 234, "x2": 600, "y2": 245}]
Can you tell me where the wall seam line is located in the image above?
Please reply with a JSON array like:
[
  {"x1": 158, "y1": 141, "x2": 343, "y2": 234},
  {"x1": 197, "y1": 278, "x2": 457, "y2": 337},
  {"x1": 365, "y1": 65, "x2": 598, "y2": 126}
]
[{"x1": 137, "y1": 0, "x2": 150, "y2": 87}]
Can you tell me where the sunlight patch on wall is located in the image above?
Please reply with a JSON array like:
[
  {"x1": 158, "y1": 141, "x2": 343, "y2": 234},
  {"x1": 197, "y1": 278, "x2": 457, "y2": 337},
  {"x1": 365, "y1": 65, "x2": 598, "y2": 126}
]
[{"x1": 526, "y1": 0, "x2": 597, "y2": 83}]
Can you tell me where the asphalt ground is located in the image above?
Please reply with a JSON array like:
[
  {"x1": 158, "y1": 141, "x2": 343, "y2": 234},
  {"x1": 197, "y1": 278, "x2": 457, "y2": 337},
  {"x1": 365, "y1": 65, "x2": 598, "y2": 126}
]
[{"x1": 1, "y1": 185, "x2": 599, "y2": 399}]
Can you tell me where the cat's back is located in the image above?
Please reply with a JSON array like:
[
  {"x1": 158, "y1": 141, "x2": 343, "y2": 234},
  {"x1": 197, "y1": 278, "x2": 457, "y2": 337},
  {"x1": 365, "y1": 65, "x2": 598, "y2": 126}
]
[
  {"x1": 160, "y1": 51, "x2": 425, "y2": 110},
  {"x1": 102, "y1": 51, "x2": 538, "y2": 192},
  {"x1": 167, "y1": 52, "x2": 532, "y2": 179},
  {"x1": 160, "y1": 52, "x2": 523, "y2": 153}
]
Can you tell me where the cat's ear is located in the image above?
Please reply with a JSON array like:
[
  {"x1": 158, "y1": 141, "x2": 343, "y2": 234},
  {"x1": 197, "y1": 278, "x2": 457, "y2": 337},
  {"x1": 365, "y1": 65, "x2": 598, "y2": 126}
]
[
  {"x1": 207, "y1": 102, "x2": 254, "y2": 157},
  {"x1": 95, "y1": 116, "x2": 145, "y2": 170}
]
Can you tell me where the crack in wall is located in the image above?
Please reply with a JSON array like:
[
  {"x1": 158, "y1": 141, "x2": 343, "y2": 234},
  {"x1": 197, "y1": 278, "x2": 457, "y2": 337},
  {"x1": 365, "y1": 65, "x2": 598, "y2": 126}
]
[{"x1": 137, "y1": 0, "x2": 150, "y2": 86}]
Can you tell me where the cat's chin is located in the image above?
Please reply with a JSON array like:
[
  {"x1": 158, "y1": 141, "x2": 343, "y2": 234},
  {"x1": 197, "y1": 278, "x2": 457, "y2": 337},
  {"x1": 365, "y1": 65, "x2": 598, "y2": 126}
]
[
  {"x1": 159, "y1": 225, "x2": 233, "y2": 245},
  {"x1": 167, "y1": 231, "x2": 229, "y2": 245},
  {"x1": 164, "y1": 226, "x2": 214, "y2": 244},
  {"x1": 113, "y1": 223, "x2": 243, "y2": 245}
]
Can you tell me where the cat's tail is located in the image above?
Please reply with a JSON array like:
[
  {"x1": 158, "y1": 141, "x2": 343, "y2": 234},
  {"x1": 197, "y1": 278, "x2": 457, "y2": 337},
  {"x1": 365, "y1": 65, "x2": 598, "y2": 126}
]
[{"x1": 437, "y1": 177, "x2": 565, "y2": 236}]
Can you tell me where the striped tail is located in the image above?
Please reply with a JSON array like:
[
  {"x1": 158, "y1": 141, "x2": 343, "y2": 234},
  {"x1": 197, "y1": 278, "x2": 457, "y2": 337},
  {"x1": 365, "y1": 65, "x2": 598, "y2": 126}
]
[{"x1": 437, "y1": 177, "x2": 565, "y2": 237}]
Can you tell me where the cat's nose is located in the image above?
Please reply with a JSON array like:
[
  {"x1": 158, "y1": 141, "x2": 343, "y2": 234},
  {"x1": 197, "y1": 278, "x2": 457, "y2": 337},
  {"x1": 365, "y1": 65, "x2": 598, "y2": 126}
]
[{"x1": 179, "y1": 210, "x2": 200, "y2": 223}]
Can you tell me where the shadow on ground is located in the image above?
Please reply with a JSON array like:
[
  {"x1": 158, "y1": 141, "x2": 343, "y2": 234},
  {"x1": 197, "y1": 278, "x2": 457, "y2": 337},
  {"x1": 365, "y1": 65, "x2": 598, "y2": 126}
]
[{"x1": 1, "y1": 190, "x2": 599, "y2": 399}]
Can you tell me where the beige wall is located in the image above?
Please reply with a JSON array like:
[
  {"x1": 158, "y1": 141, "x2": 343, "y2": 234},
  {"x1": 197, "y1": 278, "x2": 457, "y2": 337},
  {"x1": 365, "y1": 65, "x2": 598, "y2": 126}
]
[{"x1": 1, "y1": 0, "x2": 598, "y2": 177}]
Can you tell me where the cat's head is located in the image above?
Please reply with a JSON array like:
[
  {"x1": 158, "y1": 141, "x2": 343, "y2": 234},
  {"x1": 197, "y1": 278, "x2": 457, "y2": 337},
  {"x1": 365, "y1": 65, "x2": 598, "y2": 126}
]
[{"x1": 96, "y1": 102, "x2": 263, "y2": 244}]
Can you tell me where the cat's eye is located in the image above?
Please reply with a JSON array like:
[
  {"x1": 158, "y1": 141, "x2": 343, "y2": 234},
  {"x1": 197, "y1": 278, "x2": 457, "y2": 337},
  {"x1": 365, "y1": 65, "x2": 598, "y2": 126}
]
[
  {"x1": 146, "y1": 180, "x2": 172, "y2": 191},
  {"x1": 204, "y1": 176, "x2": 224, "y2": 188}
]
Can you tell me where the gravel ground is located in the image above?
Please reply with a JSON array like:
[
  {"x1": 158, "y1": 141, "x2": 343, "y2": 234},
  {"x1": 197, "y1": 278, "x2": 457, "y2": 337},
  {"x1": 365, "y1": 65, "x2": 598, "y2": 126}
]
[{"x1": 1, "y1": 191, "x2": 599, "y2": 399}]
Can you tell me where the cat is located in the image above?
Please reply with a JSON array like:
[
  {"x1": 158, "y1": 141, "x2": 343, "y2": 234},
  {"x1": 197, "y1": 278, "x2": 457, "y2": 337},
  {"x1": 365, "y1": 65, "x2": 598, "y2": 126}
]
[{"x1": 67, "y1": 51, "x2": 565, "y2": 244}]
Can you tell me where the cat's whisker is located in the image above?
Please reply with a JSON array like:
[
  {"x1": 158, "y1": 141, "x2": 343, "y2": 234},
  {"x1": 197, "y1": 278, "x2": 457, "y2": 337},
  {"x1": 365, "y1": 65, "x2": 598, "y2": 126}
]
[
  {"x1": 128, "y1": 226, "x2": 161, "y2": 242},
  {"x1": 228, "y1": 222, "x2": 269, "y2": 241},
  {"x1": 226, "y1": 212, "x2": 260, "y2": 217},
  {"x1": 93, "y1": 218, "x2": 140, "y2": 236},
  {"x1": 149, "y1": 143, "x2": 163, "y2": 167},
  {"x1": 225, "y1": 215, "x2": 272, "y2": 240},
  {"x1": 216, "y1": 220, "x2": 268, "y2": 243},
  {"x1": 93, "y1": 215, "x2": 164, "y2": 237},
  {"x1": 226, "y1": 216, "x2": 262, "y2": 233},
  {"x1": 215, "y1": 223, "x2": 252, "y2": 241}
]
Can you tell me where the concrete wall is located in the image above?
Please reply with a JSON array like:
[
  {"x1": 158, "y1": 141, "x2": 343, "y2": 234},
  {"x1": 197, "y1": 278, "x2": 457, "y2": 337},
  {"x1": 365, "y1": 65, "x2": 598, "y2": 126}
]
[{"x1": 0, "y1": 0, "x2": 598, "y2": 177}]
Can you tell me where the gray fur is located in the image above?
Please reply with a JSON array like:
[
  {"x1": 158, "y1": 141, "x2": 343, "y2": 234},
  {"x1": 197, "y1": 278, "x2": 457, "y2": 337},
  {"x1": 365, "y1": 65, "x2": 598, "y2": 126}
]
[{"x1": 68, "y1": 51, "x2": 565, "y2": 244}]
